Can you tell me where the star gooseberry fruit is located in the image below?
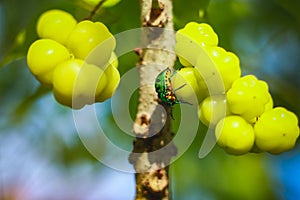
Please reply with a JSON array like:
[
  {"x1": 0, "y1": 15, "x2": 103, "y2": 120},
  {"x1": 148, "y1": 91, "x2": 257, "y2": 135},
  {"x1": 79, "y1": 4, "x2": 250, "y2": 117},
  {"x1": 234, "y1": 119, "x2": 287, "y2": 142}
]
[
  {"x1": 198, "y1": 95, "x2": 231, "y2": 127},
  {"x1": 203, "y1": 46, "x2": 241, "y2": 91},
  {"x1": 66, "y1": 20, "x2": 116, "y2": 60},
  {"x1": 96, "y1": 64, "x2": 120, "y2": 102},
  {"x1": 226, "y1": 75, "x2": 270, "y2": 122},
  {"x1": 53, "y1": 59, "x2": 107, "y2": 109},
  {"x1": 215, "y1": 115, "x2": 255, "y2": 155},
  {"x1": 27, "y1": 38, "x2": 72, "y2": 86},
  {"x1": 175, "y1": 22, "x2": 219, "y2": 67},
  {"x1": 171, "y1": 67, "x2": 202, "y2": 104},
  {"x1": 84, "y1": 0, "x2": 122, "y2": 7},
  {"x1": 37, "y1": 9, "x2": 77, "y2": 45},
  {"x1": 254, "y1": 107, "x2": 299, "y2": 154}
]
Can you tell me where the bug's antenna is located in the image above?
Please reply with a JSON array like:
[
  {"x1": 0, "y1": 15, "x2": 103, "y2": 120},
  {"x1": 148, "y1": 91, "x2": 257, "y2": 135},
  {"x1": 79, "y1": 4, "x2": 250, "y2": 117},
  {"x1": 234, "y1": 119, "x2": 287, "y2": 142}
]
[
  {"x1": 173, "y1": 84, "x2": 187, "y2": 92},
  {"x1": 179, "y1": 98, "x2": 193, "y2": 105}
]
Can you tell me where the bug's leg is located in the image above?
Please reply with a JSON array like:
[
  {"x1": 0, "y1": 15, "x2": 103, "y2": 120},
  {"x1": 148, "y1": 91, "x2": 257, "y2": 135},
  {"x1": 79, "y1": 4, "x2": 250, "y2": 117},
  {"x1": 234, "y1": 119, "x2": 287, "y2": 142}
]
[
  {"x1": 170, "y1": 66, "x2": 185, "y2": 78},
  {"x1": 170, "y1": 72, "x2": 176, "y2": 78},
  {"x1": 169, "y1": 107, "x2": 175, "y2": 120},
  {"x1": 179, "y1": 98, "x2": 193, "y2": 105},
  {"x1": 173, "y1": 83, "x2": 187, "y2": 92},
  {"x1": 170, "y1": 70, "x2": 178, "y2": 78}
]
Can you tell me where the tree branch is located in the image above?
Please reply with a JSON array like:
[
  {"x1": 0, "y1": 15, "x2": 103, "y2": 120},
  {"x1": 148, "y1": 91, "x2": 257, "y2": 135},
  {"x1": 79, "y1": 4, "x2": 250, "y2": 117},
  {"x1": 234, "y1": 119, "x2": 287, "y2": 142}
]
[{"x1": 129, "y1": 0, "x2": 176, "y2": 199}]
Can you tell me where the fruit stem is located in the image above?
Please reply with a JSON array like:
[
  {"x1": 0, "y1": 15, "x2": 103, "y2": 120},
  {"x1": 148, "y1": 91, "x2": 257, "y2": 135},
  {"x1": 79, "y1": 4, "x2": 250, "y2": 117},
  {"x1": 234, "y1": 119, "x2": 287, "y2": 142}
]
[{"x1": 84, "y1": 0, "x2": 107, "y2": 20}]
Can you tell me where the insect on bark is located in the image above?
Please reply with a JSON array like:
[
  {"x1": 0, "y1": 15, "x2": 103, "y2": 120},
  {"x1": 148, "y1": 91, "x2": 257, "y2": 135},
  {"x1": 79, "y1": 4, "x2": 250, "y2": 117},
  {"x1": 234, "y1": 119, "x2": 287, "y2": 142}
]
[{"x1": 155, "y1": 67, "x2": 191, "y2": 118}]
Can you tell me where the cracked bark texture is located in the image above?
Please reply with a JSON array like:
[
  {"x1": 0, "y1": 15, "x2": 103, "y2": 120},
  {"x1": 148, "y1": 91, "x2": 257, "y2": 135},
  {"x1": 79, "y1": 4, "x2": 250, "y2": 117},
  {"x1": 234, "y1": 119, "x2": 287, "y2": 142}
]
[{"x1": 129, "y1": 0, "x2": 177, "y2": 200}]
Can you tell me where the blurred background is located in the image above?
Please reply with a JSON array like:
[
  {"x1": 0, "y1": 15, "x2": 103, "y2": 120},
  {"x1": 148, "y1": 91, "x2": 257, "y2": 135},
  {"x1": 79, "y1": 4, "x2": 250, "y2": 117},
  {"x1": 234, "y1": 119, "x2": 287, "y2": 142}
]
[{"x1": 0, "y1": 0, "x2": 300, "y2": 199}]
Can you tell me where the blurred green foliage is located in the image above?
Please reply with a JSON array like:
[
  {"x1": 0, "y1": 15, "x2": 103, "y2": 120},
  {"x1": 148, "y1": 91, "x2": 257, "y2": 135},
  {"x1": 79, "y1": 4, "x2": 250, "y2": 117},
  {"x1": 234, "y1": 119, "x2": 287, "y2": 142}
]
[{"x1": 0, "y1": 0, "x2": 299, "y2": 199}]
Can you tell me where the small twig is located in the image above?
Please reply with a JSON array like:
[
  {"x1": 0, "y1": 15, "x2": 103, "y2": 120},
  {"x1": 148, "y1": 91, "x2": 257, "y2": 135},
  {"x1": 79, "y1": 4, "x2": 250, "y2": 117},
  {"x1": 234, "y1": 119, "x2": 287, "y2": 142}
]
[
  {"x1": 134, "y1": 48, "x2": 144, "y2": 59},
  {"x1": 84, "y1": 0, "x2": 107, "y2": 20}
]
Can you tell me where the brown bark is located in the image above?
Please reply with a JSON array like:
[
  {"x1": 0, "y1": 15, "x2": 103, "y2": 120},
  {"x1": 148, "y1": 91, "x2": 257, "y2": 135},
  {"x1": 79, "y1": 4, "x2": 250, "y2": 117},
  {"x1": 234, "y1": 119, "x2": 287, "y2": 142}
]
[{"x1": 129, "y1": 0, "x2": 177, "y2": 199}]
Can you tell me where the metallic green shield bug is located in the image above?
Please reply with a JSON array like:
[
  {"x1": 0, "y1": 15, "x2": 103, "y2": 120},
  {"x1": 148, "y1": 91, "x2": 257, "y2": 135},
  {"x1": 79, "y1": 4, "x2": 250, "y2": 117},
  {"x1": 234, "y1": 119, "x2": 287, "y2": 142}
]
[
  {"x1": 155, "y1": 67, "x2": 172, "y2": 94},
  {"x1": 155, "y1": 67, "x2": 188, "y2": 107}
]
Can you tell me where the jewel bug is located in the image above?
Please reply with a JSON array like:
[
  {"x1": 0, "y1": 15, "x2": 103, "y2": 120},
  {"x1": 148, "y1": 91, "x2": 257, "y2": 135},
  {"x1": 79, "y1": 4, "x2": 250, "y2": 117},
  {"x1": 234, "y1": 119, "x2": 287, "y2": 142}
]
[
  {"x1": 155, "y1": 67, "x2": 172, "y2": 95},
  {"x1": 155, "y1": 67, "x2": 191, "y2": 117}
]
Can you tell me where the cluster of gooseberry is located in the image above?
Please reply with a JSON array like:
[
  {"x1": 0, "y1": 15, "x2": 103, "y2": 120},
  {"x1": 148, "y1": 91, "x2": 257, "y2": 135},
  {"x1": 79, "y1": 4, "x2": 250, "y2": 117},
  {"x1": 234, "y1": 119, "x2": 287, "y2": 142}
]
[
  {"x1": 27, "y1": 9, "x2": 120, "y2": 109},
  {"x1": 173, "y1": 22, "x2": 299, "y2": 155}
]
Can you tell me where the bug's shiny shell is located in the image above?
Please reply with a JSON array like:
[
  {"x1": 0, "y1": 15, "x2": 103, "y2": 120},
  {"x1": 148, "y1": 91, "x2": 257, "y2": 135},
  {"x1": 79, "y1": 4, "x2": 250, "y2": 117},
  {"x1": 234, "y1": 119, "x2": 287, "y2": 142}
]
[{"x1": 155, "y1": 67, "x2": 180, "y2": 106}]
